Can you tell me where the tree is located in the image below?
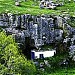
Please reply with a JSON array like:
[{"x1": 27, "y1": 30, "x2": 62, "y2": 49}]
[{"x1": 0, "y1": 31, "x2": 36, "y2": 75}]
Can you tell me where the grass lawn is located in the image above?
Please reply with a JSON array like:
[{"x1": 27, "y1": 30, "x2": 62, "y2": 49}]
[
  {"x1": 0, "y1": 0, "x2": 75, "y2": 16},
  {"x1": 48, "y1": 67, "x2": 75, "y2": 75}
]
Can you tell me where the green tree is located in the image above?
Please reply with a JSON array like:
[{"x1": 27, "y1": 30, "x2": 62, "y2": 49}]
[{"x1": 0, "y1": 31, "x2": 36, "y2": 75}]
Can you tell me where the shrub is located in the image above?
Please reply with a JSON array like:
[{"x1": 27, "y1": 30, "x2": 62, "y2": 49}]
[{"x1": 0, "y1": 31, "x2": 36, "y2": 75}]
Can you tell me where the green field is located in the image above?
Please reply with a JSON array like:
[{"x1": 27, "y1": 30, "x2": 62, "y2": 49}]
[
  {"x1": 48, "y1": 68, "x2": 75, "y2": 75},
  {"x1": 0, "y1": 0, "x2": 75, "y2": 15}
]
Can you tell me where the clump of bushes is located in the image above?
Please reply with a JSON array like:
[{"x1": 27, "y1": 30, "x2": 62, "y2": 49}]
[{"x1": 0, "y1": 31, "x2": 36, "y2": 75}]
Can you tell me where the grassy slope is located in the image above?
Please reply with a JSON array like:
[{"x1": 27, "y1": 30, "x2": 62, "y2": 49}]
[
  {"x1": 0, "y1": 0, "x2": 75, "y2": 16},
  {"x1": 0, "y1": 0, "x2": 54, "y2": 15}
]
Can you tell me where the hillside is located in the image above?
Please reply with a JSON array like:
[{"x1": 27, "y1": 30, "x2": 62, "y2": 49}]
[
  {"x1": 0, "y1": 0, "x2": 75, "y2": 15},
  {"x1": 1, "y1": 0, "x2": 75, "y2": 75}
]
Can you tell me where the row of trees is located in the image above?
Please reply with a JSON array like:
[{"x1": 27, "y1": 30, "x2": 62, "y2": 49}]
[{"x1": 0, "y1": 31, "x2": 36, "y2": 75}]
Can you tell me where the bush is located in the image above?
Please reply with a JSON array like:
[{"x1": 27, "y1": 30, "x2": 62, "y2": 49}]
[{"x1": 0, "y1": 31, "x2": 36, "y2": 75}]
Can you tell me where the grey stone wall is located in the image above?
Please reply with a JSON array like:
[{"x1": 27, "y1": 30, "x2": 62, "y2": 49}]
[{"x1": 0, "y1": 13, "x2": 64, "y2": 47}]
